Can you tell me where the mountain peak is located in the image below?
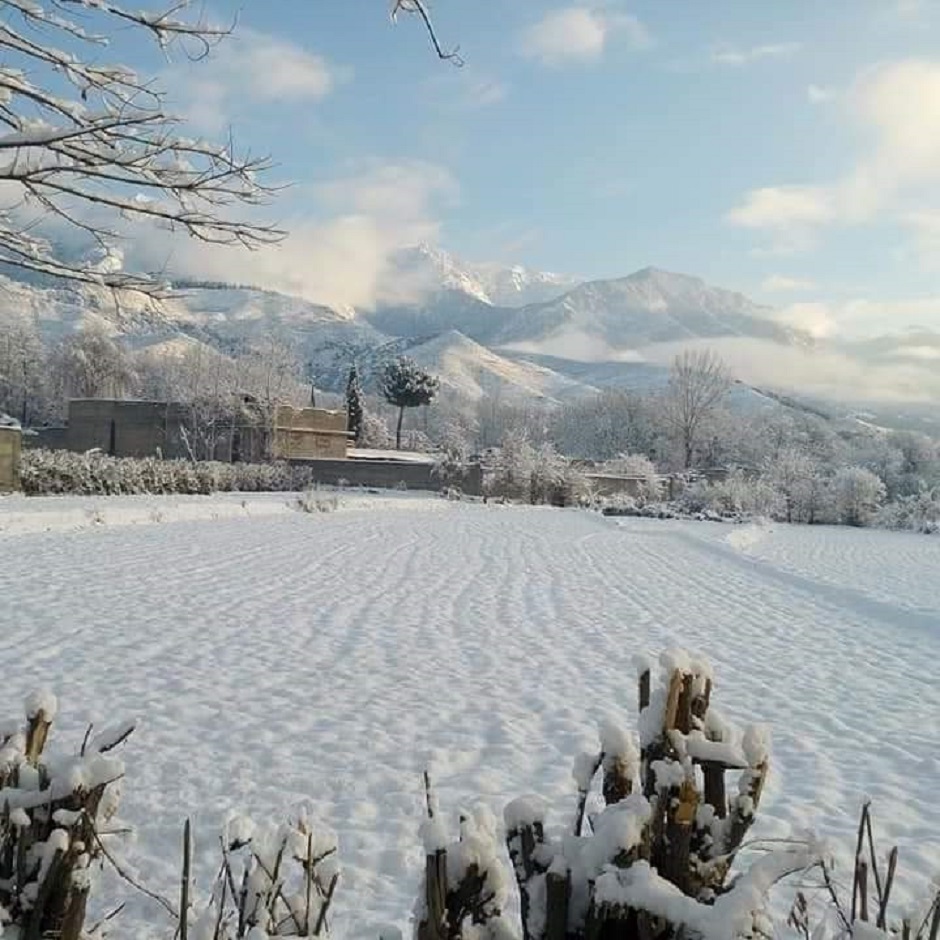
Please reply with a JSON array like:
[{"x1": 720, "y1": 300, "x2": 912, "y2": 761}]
[
  {"x1": 626, "y1": 266, "x2": 706, "y2": 288},
  {"x1": 390, "y1": 244, "x2": 580, "y2": 308}
]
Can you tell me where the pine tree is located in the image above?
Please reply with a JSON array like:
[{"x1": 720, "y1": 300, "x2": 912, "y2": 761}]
[
  {"x1": 346, "y1": 366, "x2": 364, "y2": 445},
  {"x1": 381, "y1": 358, "x2": 439, "y2": 450}
]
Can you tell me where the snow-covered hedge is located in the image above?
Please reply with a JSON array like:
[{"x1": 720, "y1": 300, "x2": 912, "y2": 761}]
[
  {"x1": 19, "y1": 449, "x2": 320, "y2": 497},
  {"x1": 875, "y1": 487, "x2": 940, "y2": 534}
]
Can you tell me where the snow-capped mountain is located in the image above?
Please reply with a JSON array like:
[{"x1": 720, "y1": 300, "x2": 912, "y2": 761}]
[
  {"x1": 389, "y1": 244, "x2": 580, "y2": 308},
  {"x1": 4, "y1": 250, "x2": 939, "y2": 424},
  {"x1": 492, "y1": 267, "x2": 804, "y2": 354}
]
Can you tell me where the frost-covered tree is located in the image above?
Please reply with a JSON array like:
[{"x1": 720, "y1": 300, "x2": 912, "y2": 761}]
[
  {"x1": 433, "y1": 423, "x2": 472, "y2": 490},
  {"x1": 664, "y1": 350, "x2": 732, "y2": 469},
  {"x1": 854, "y1": 434, "x2": 905, "y2": 497},
  {"x1": 765, "y1": 446, "x2": 825, "y2": 523},
  {"x1": 552, "y1": 389, "x2": 657, "y2": 461},
  {"x1": 489, "y1": 429, "x2": 535, "y2": 501},
  {"x1": 346, "y1": 366, "x2": 364, "y2": 445},
  {"x1": 381, "y1": 357, "x2": 439, "y2": 450},
  {"x1": 0, "y1": 311, "x2": 46, "y2": 424},
  {"x1": 831, "y1": 466, "x2": 887, "y2": 527},
  {"x1": 50, "y1": 323, "x2": 135, "y2": 400}
]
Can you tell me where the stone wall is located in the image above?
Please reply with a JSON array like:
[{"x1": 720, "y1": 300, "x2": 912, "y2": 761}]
[
  {"x1": 293, "y1": 457, "x2": 482, "y2": 496},
  {"x1": 67, "y1": 399, "x2": 174, "y2": 458},
  {"x1": 271, "y1": 406, "x2": 349, "y2": 461},
  {"x1": 0, "y1": 426, "x2": 21, "y2": 492}
]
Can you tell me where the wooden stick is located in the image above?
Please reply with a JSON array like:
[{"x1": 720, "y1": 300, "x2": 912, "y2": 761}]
[
  {"x1": 878, "y1": 847, "x2": 899, "y2": 929},
  {"x1": 639, "y1": 669, "x2": 651, "y2": 712},
  {"x1": 314, "y1": 872, "x2": 339, "y2": 937},
  {"x1": 180, "y1": 819, "x2": 191, "y2": 940},
  {"x1": 851, "y1": 803, "x2": 869, "y2": 923}
]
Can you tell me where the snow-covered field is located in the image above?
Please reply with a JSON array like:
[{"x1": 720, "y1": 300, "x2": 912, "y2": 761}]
[{"x1": 1, "y1": 495, "x2": 938, "y2": 938}]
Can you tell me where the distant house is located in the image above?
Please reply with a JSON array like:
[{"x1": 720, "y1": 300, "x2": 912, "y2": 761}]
[{"x1": 270, "y1": 405, "x2": 350, "y2": 461}]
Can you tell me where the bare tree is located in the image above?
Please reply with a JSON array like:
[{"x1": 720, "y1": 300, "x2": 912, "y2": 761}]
[{"x1": 664, "y1": 349, "x2": 732, "y2": 469}]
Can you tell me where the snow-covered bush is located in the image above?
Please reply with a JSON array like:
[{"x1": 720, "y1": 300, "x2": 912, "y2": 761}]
[
  {"x1": 416, "y1": 651, "x2": 821, "y2": 940},
  {"x1": 186, "y1": 811, "x2": 340, "y2": 939},
  {"x1": 701, "y1": 469, "x2": 782, "y2": 518},
  {"x1": 763, "y1": 448, "x2": 828, "y2": 524},
  {"x1": 788, "y1": 803, "x2": 940, "y2": 940},
  {"x1": 297, "y1": 488, "x2": 340, "y2": 513},
  {"x1": 433, "y1": 428, "x2": 471, "y2": 491},
  {"x1": 359, "y1": 411, "x2": 394, "y2": 450},
  {"x1": 874, "y1": 486, "x2": 940, "y2": 534},
  {"x1": 831, "y1": 466, "x2": 887, "y2": 527},
  {"x1": 487, "y1": 433, "x2": 591, "y2": 506},
  {"x1": 415, "y1": 796, "x2": 514, "y2": 940},
  {"x1": 0, "y1": 693, "x2": 134, "y2": 940},
  {"x1": 19, "y1": 449, "x2": 319, "y2": 497},
  {"x1": 599, "y1": 454, "x2": 662, "y2": 503},
  {"x1": 672, "y1": 470, "x2": 779, "y2": 521}
]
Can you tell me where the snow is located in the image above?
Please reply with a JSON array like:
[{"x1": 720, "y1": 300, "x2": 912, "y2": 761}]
[
  {"x1": 0, "y1": 502, "x2": 938, "y2": 938},
  {"x1": 0, "y1": 489, "x2": 437, "y2": 536},
  {"x1": 24, "y1": 689, "x2": 58, "y2": 721}
]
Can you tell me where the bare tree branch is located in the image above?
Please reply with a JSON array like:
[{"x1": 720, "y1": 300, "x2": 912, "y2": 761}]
[
  {"x1": 391, "y1": 0, "x2": 464, "y2": 66},
  {"x1": 0, "y1": 1, "x2": 285, "y2": 296}
]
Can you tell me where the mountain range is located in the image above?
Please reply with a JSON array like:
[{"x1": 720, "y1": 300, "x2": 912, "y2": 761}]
[{"x1": 3, "y1": 244, "x2": 939, "y2": 433}]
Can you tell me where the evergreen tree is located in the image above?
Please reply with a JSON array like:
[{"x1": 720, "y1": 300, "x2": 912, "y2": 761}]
[
  {"x1": 380, "y1": 358, "x2": 439, "y2": 450},
  {"x1": 346, "y1": 366, "x2": 364, "y2": 445}
]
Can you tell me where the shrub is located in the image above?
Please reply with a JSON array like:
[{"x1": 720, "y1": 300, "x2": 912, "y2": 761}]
[
  {"x1": 0, "y1": 694, "x2": 134, "y2": 940},
  {"x1": 19, "y1": 449, "x2": 320, "y2": 497}
]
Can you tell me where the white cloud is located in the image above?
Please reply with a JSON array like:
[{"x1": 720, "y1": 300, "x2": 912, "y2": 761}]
[
  {"x1": 807, "y1": 84, "x2": 836, "y2": 104},
  {"x1": 775, "y1": 302, "x2": 840, "y2": 338},
  {"x1": 519, "y1": 7, "x2": 649, "y2": 66},
  {"x1": 122, "y1": 160, "x2": 458, "y2": 312},
  {"x1": 710, "y1": 42, "x2": 802, "y2": 67},
  {"x1": 775, "y1": 296, "x2": 940, "y2": 338},
  {"x1": 171, "y1": 28, "x2": 339, "y2": 133},
  {"x1": 643, "y1": 336, "x2": 940, "y2": 402},
  {"x1": 729, "y1": 59, "x2": 940, "y2": 252},
  {"x1": 729, "y1": 186, "x2": 835, "y2": 229},
  {"x1": 728, "y1": 186, "x2": 834, "y2": 251},
  {"x1": 761, "y1": 274, "x2": 818, "y2": 293}
]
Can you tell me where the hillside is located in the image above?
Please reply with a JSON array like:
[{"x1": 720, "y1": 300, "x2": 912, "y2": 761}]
[{"x1": 388, "y1": 330, "x2": 593, "y2": 403}]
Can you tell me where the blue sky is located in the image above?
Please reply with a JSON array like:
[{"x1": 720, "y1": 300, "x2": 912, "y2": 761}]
[{"x1": 136, "y1": 0, "x2": 940, "y2": 336}]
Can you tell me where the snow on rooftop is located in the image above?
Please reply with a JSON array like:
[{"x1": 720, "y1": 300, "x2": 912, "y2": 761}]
[{"x1": 348, "y1": 448, "x2": 438, "y2": 464}]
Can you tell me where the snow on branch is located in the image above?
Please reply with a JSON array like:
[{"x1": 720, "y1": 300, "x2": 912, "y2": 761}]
[{"x1": 0, "y1": 0, "x2": 282, "y2": 296}]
